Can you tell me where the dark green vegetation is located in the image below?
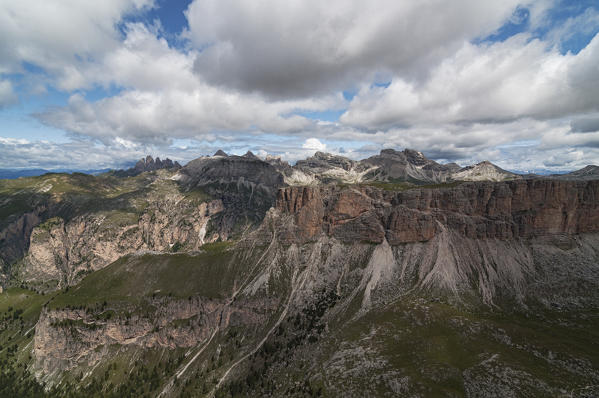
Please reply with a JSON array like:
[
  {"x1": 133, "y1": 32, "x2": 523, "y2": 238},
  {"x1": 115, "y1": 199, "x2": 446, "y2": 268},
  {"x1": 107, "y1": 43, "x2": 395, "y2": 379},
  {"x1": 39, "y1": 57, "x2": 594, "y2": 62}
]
[
  {"x1": 327, "y1": 299, "x2": 599, "y2": 397},
  {"x1": 0, "y1": 288, "x2": 49, "y2": 397},
  {"x1": 2, "y1": 254, "x2": 599, "y2": 396}
]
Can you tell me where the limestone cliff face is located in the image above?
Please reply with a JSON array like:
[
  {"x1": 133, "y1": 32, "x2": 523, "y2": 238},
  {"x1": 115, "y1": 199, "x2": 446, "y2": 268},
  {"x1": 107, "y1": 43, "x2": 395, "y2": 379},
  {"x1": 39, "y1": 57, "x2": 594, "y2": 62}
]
[
  {"x1": 33, "y1": 296, "x2": 274, "y2": 375},
  {"x1": 0, "y1": 208, "x2": 45, "y2": 268},
  {"x1": 175, "y1": 154, "x2": 285, "y2": 235},
  {"x1": 276, "y1": 179, "x2": 599, "y2": 244},
  {"x1": 19, "y1": 198, "x2": 224, "y2": 289}
]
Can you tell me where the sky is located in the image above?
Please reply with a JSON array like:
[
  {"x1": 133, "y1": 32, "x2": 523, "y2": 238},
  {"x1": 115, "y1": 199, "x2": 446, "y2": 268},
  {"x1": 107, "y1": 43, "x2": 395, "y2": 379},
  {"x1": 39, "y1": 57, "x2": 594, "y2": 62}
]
[{"x1": 0, "y1": 0, "x2": 599, "y2": 172}]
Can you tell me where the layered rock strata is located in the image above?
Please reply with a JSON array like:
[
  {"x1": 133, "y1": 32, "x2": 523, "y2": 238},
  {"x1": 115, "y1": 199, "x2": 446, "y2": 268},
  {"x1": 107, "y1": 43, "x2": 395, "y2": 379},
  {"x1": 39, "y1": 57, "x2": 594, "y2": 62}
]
[{"x1": 275, "y1": 179, "x2": 599, "y2": 244}]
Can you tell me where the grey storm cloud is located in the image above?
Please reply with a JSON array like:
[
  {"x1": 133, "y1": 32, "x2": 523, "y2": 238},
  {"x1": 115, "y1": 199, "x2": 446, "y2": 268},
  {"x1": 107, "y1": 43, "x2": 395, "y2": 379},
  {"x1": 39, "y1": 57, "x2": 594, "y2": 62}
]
[
  {"x1": 186, "y1": 0, "x2": 524, "y2": 98},
  {"x1": 571, "y1": 116, "x2": 599, "y2": 133}
]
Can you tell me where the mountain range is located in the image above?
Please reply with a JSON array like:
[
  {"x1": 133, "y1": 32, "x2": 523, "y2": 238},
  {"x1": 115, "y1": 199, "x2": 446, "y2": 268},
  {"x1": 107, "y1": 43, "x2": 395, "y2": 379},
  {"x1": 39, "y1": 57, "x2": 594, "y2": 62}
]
[
  {"x1": 3, "y1": 149, "x2": 594, "y2": 183},
  {"x1": 0, "y1": 168, "x2": 113, "y2": 180},
  {"x1": 0, "y1": 149, "x2": 598, "y2": 397}
]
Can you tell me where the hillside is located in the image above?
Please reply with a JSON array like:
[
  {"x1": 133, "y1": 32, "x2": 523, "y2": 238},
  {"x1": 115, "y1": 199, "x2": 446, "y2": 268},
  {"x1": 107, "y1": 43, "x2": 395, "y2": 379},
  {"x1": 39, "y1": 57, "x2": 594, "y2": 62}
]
[{"x1": 0, "y1": 151, "x2": 598, "y2": 397}]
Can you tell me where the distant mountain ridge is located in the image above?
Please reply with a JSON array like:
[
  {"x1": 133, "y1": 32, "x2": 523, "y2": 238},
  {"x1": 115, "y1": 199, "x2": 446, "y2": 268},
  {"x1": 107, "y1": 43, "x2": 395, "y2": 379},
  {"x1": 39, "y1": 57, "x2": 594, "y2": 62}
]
[
  {"x1": 158, "y1": 147, "x2": 597, "y2": 188},
  {"x1": 550, "y1": 164, "x2": 599, "y2": 180},
  {"x1": 0, "y1": 168, "x2": 112, "y2": 180},
  {"x1": 4, "y1": 149, "x2": 596, "y2": 184}
]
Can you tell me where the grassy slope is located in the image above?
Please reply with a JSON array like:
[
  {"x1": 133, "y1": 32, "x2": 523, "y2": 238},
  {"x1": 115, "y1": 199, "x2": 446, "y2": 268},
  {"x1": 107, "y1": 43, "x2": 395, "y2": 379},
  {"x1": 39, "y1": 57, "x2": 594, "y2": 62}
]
[
  {"x1": 49, "y1": 241, "x2": 238, "y2": 310},
  {"x1": 3, "y1": 172, "x2": 599, "y2": 396},
  {"x1": 0, "y1": 170, "x2": 210, "y2": 228},
  {"x1": 0, "y1": 241, "x2": 266, "y2": 397},
  {"x1": 2, "y1": 242, "x2": 599, "y2": 397},
  {"x1": 45, "y1": 241, "x2": 277, "y2": 397},
  {"x1": 212, "y1": 286, "x2": 599, "y2": 397}
]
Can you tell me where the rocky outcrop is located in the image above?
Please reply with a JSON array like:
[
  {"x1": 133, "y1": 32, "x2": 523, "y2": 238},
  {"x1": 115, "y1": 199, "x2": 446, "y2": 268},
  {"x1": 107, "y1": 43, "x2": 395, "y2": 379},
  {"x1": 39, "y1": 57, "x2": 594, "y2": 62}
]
[
  {"x1": 175, "y1": 154, "x2": 285, "y2": 231},
  {"x1": 177, "y1": 155, "x2": 284, "y2": 188},
  {"x1": 276, "y1": 148, "x2": 534, "y2": 185},
  {"x1": 552, "y1": 165, "x2": 599, "y2": 180},
  {"x1": 251, "y1": 181, "x2": 599, "y2": 306},
  {"x1": 135, "y1": 156, "x2": 181, "y2": 173},
  {"x1": 33, "y1": 295, "x2": 274, "y2": 375},
  {"x1": 0, "y1": 208, "x2": 45, "y2": 268},
  {"x1": 284, "y1": 151, "x2": 378, "y2": 185},
  {"x1": 453, "y1": 161, "x2": 520, "y2": 182},
  {"x1": 362, "y1": 148, "x2": 459, "y2": 183},
  {"x1": 18, "y1": 198, "x2": 224, "y2": 289},
  {"x1": 113, "y1": 155, "x2": 182, "y2": 177},
  {"x1": 275, "y1": 179, "x2": 599, "y2": 245}
]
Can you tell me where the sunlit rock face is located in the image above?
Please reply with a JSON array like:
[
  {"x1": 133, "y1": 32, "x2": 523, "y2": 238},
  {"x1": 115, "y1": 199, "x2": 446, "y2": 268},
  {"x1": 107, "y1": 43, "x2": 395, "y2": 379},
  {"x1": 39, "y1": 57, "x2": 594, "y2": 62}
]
[{"x1": 275, "y1": 179, "x2": 599, "y2": 244}]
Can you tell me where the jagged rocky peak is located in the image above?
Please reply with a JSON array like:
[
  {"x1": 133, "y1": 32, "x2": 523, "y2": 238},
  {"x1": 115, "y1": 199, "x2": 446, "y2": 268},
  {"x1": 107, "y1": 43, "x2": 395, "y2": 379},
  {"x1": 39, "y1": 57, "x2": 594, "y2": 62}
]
[
  {"x1": 134, "y1": 155, "x2": 181, "y2": 172},
  {"x1": 282, "y1": 148, "x2": 528, "y2": 186},
  {"x1": 114, "y1": 155, "x2": 181, "y2": 177},
  {"x1": 296, "y1": 151, "x2": 362, "y2": 172},
  {"x1": 444, "y1": 162, "x2": 462, "y2": 172},
  {"x1": 377, "y1": 148, "x2": 422, "y2": 160},
  {"x1": 134, "y1": 155, "x2": 154, "y2": 172},
  {"x1": 379, "y1": 148, "x2": 401, "y2": 156},
  {"x1": 213, "y1": 149, "x2": 228, "y2": 157},
  {"x1": 264, "y1": 154, "x2": 288, "y2": 166},
  {"x1": 403, "y1": 148, "x2": 429, "y2": 166},
  {"x1": 175, "y1": 152, "x2": 286, "y2": 232},
  {"x1": 243, "y1": 151, "x2": 259, "y2": 159},
  {"x1": 374, "y1": 148, "x2": 456, "y2": 169},
  {"x1": 263, "y1": 154, "x2": 292, "y2": 175},
  {"x1": 363, "y1": 148, "x2": 456, "y2": 183}
]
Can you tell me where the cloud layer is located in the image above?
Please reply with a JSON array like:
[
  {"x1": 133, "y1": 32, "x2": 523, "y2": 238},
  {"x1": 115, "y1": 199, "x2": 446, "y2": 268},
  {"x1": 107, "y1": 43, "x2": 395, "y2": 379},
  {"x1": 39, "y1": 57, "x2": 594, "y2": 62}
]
[
  {"x1": 1, "y1": 0, "x2": 599, "y2": 171},
  {"x1": 186, "y1": 0, "x2": 524, "y2": 98},
  {"x1": 342, "y1": 34, "x2": 599, "y2": 128}
]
